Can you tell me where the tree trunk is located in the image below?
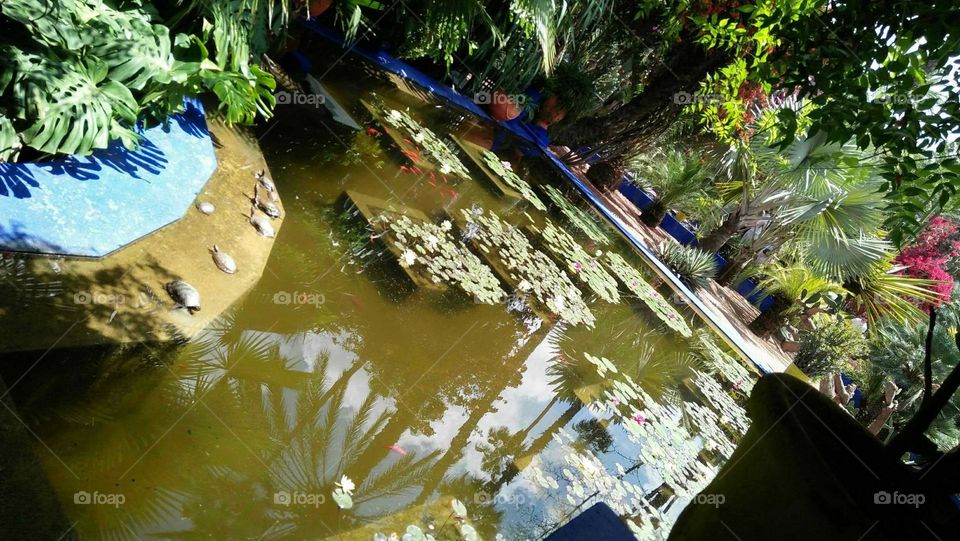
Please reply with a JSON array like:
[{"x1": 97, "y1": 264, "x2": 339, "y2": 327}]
[
  {"x1": 554, "y1": 36, "x2": 728, "y2": 163},
  {"x1": 698, "y1": 212, "x2": 742, "y2": 253},
  {"x1": 586, "y1": 159, "x2": 626, "y2": 192},
  {"x1": 748, "y1": 296, "x2": 792, "y2": 337},
  {"x1": 717, "y1": 251, "x2": 750, "y2": 287},
  {"x1": 640, "y1": 201, "x2": 667, "y2": 227}
]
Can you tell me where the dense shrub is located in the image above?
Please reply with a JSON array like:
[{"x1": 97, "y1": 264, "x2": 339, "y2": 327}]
[
  {"x1": 794, "y1": 316, "x2": 869, "y2": 378},
  {"x1": 656, "y1": 242, "x2": 718, "y2": 290},
  {"x1": 894, "y1": 216, "x2": 960, "y2": 309}
]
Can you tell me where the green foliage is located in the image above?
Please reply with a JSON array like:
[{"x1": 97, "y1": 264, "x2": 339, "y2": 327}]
[
  {"x1": 541, "y1": 62, "x2": 597, "y2": 121},
  {"x1": 629, "y1": 148, "x2": 713, "y2": 220},
  {"x1": 794, "y1": 315, "x2": 868, "y2": 378},
  {"x1": 0, "y1": 0, "x2": 282, "y2": 160},
  {"x1": 656, "y1": 242, "x2": 718, "y2": 290},
  {"x1": 762, "y1": 0, "x2": 960, "y2": 245}
]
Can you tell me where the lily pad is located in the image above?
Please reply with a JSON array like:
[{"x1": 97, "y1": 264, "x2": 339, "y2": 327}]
[
  {"x1": 377, "y1": 106, "x2": 471, "y2": 179},
  {"x1": 604, "y1": 252, "x2": 692, "y2": 336},
  {"x1": 480, "y1": 150, "x2": 547, "y2": 211},
  {"x1": 462, "y1": 208, "x2": 595, "y2": 327},
  {"x1": 541, "y1": 184, "x2": 609, "y2": 245},
  {"x1": 536, "y1": 220, "x2": 620, "y2": 303},
  {"x1": 387, "y1": 215, "x2": 505, "y2": 304}
]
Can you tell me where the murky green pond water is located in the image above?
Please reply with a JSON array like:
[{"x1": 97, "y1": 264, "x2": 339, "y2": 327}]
[{"x1": 0, "y1": 47, "x2": 758, "y2": 540}]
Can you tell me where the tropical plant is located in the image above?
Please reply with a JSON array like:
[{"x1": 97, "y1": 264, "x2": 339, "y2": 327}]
[
  {"x1": 841, "y1": 255, "x2": 943, "y2": 329},
  {"x1": 0, "y1": 0, "x2": 281, "y2": 161},
  {"x1": 747, "y1": 263, "x2": 840, "y2": 337},
  {"x1": 793, "y1": 314, "x2": 869, "y2": 378},
  {"x1": 539, "y1": 61, "x2": 598, "y2": 122},
  {"x1": 656, "y1": 241, "x2": 718, "y2": 290},
  {"x1": 630, "y1": 148, "x2": 713, "y2": 227}
]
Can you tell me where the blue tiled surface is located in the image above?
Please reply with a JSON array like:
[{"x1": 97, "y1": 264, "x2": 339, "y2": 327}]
[{"x1": 0, "y1": 99, "x2": 216, "y2": 257}]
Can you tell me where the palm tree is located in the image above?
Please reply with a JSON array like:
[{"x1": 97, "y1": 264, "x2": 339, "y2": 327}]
[
  {"x1": 748, "y1": 263, "x2": 841, "y2": 337},
  {"x1": 630, "y1": 149, "x2": 712, "y2": 227}
]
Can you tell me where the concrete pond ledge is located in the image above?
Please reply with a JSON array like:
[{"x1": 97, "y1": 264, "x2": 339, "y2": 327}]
[
  {"x1": 0, "y1": 114, "x2": 283, "y2": 354},
  {"x1": 0, "y1": 99, "x2": 217, "y2": 258}
]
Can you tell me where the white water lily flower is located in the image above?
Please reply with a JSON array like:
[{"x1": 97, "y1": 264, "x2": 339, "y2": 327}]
[
  {"x1": 400, "y1": 249, "x2": 417, "y2": 267},
  {"x1": 337, "y1": 475, "x2": 356, "y2": 494},
  {"x1": 440, "y1": 220, "x2": 452, "y2": 232}
]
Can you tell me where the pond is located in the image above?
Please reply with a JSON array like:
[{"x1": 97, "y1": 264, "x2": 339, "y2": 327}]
[{"x1": 0, "y1": 43, "x2": 760, "y2": 541}]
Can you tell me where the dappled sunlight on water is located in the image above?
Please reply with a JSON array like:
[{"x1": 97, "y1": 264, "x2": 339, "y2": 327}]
[{"x1": 0, "y1": 51, "x2": 759, "y2": 540}]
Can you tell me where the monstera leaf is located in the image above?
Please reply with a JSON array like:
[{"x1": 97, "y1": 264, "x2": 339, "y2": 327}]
[
  {"x1": 20, "y1": 57, "x2": 140, "y2": 155},
  {"x1": 1, "y1": 0, "x2": 86, "y2": 50},
  {"x1": 0, "y1": 115, "x2": 21, "y2": 163},
  {"x1": 90, "y1": 20, "x2": 179, "y2": 91},
  {"x1": 204, "y1": 64, "x2": 276, "y2": 124}
]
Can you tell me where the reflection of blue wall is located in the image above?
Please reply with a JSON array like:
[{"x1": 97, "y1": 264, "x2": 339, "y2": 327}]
[{"x1": 0, "y1": 99, "x2": 216, "y2": 257}]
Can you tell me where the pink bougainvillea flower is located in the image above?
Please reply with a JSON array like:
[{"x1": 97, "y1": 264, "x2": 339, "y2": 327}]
[
  {"x1": 387, "y1": 444, "x2": 407, "y2": 456},
  {"x1": 574, "y1": 262, "x2": 583, "y2": 271},
  {"x1": 633, "y1": 413, "x2": 647, "y2": 425}
]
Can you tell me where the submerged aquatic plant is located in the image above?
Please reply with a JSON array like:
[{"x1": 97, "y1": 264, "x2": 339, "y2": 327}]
[
  {"x1": 462, "y1": 208, "x2": 595, "y2": 326},
  {"x1": 386, "y1": 215, "x2": 506, "y2": 304},
  {"x1": 480, "y1": 150, "x2": 548, "y2": 211},
  {"x1": 604, "y1": 252, "x2": 692, "y2": 337},
  {"x1": 537, "y1": 220, "x2": 620, "y2": 303},
  {"x1": 380, "y1": 107, "x2": 471, "y2": 179},
  {"x1": 541, "y1": 184, "x2": 610, "y2": 245}
]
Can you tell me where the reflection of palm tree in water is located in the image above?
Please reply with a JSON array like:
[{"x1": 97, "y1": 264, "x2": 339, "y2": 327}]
[
  {"x1": 481, "y1": 318, "x2": 700, "y2": 494},
  {"x1": 18, "y1": 307, "x2": 443, "y2": 540}
]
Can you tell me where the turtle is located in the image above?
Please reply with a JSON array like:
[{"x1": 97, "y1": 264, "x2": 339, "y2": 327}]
[
  {"x1": 165, "y1": 280, "x2": 201, "y2": 314},
  {"x1": 248, "y1": 205, "x2": 276, "y2": 238},
  {"x1": 254, "y1": 184, "x2": 281, "y2": 219},
  {"x1": 197, "y1": 201, "x2": 215, "y2": 215},
  {"x1": 210, "y1": 244, "x2": 237, "y2": 274},
  {"x1": 255, "y1": 169, "x2": 276, "y2": 192}
]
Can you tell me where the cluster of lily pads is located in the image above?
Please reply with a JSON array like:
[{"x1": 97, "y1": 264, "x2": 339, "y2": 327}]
[
  {"x1": 540, "y1": 184, "x2": 609, "y2": 245},
  {"x1": 693, "y1": 332, "x2": 756, "y2": 394},
  {"x1": 381, "y1": 107, "x2": 471, "y2": 179},
  {"x1": 386, "y1": 214, "x2": 506, "y2": 304},
  {"x1": 692, "y1": 369, "x2": 751, "y2": 435},
  {"x1": 461, "y1": 208, "x2": 595, "y2": 327},
  {"x1": 370, "y1": 497, "x2": 487, "y2": 540},
  {"x1": 683, "y1": 401, "x2": 738, "y2": 460},
  {"x1": 603, "y1": 252, "x2": 692, "y2": 337},
  {"x1": 537, "y1": 221, "x2": 620, "y2": 304},
  {"x1": 479, "y1": 150, "x2": 548, "y2": 211}
]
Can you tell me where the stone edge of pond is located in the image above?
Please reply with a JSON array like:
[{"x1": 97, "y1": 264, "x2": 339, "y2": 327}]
[{"x1": 0, "y1": 111, "x2": 284, "y2": 353}]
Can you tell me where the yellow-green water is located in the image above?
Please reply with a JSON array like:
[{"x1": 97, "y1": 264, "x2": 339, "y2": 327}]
[{"x1": 0, "y1": 50, "x2": 758, "y2": 540}]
